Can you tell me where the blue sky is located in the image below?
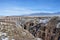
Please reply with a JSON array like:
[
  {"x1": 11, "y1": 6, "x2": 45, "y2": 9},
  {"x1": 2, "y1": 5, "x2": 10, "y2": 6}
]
[{"x1": 0, "y1": 0, "x2": 60, "y2": 16}]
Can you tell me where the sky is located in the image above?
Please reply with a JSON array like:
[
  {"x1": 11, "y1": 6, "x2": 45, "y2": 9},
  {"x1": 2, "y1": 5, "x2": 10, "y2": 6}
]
[{"x1": 0, "y1": 0, "x2": 60, "y2": 16}]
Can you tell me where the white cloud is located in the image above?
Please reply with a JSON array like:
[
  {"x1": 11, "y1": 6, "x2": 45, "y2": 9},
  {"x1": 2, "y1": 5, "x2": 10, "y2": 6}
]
[
  {"x1": 0, "y1": 7, "x2": 54, "y2": 16},
  {"x1": 0, "y1": 7, "x2": 32, "y2": 15}
]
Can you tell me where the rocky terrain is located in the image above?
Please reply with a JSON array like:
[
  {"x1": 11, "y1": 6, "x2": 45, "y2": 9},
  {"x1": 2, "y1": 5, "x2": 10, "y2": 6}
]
[{"x1": 0, "y1": 16, "x2": 59, "y2": 40}]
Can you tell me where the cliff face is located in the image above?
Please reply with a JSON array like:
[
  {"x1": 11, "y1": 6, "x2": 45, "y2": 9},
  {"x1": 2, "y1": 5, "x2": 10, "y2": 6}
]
[
  {"x1": 0, "y1": 16, "x2": 50, "y2": 40},
  {"x1": 0, "y1": 17, "x2": 35, "y2": 40},
  {"x1": 1, "y1": 16, "x2": 60, "y2": 40}
]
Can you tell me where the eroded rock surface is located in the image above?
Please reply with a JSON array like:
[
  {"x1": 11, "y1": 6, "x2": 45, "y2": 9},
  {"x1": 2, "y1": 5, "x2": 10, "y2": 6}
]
[{"x1": 0, "y1": 21, "x2": 35, "y2": 40}]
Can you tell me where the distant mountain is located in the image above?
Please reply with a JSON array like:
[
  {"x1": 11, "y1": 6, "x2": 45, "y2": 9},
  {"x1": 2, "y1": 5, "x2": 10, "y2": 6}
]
[
  {"x1": 55, "y1": 12, "x2": 60, "y2": 14},
  {"x1": 21, "y1": 12, "x2": 60, "y2": 16},
  {"x1": 29, "y1": 13, "x2": 52, "y2": 15},
  {"x1": 28, "y1": 12, "x2": 60, "y2": 16}
]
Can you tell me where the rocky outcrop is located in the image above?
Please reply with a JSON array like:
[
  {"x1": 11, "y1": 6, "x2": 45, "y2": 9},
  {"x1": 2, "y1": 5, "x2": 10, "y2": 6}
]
[{"x1": 0, "y1": 20, "x2": 35, "y2": 40}]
